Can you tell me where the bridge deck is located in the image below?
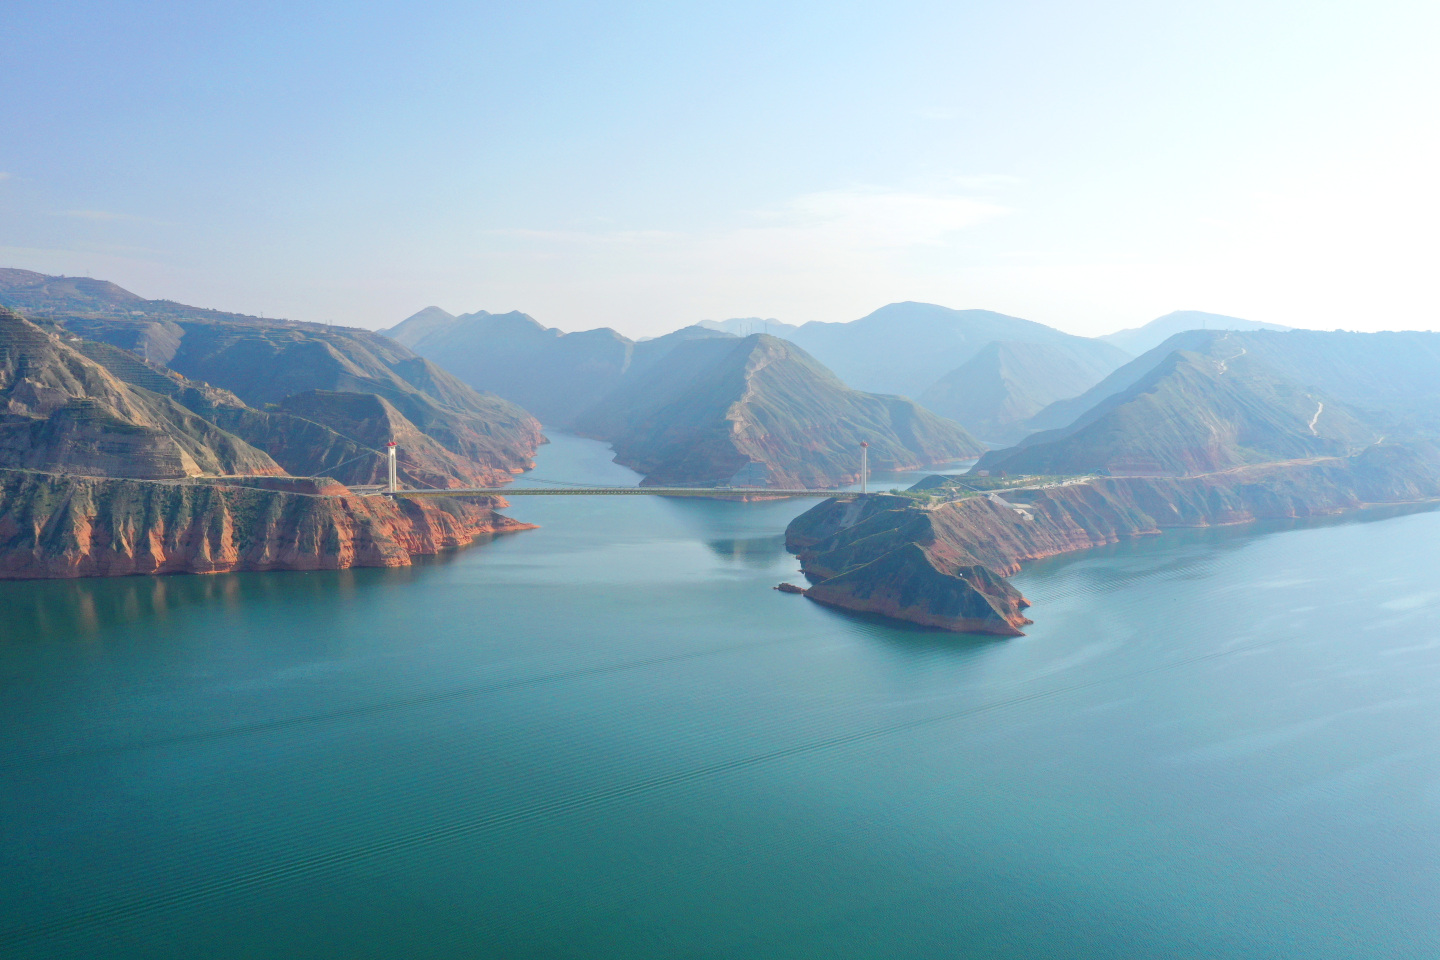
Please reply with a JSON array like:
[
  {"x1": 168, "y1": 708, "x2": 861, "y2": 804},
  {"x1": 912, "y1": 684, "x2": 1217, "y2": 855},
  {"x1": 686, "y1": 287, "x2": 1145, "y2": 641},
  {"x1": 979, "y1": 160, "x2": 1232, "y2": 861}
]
[{"x1": 387, "y1": 486, "x2": 855, "y2": 498}]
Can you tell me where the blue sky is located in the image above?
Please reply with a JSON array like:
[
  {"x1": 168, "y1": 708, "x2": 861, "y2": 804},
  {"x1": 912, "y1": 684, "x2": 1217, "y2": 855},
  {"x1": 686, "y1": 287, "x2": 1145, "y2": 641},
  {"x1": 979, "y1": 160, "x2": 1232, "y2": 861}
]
[{"x1": 3, "y1": 1, "x2": 1437, "y2": 336}]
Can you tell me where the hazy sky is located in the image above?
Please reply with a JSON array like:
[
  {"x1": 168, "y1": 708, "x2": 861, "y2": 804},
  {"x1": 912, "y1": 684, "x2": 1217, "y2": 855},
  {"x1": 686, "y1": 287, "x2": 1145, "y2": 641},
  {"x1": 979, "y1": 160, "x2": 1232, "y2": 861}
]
[{"x1": 3, "y1": 1, "x2": 1437, "y2": 337}]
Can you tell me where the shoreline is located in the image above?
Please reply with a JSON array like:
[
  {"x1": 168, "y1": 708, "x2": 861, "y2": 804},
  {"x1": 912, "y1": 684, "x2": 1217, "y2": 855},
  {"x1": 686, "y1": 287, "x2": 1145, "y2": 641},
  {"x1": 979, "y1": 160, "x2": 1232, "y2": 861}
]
[{"x1": 786, "y1": 443, "x2": 1440, "y2": 635}]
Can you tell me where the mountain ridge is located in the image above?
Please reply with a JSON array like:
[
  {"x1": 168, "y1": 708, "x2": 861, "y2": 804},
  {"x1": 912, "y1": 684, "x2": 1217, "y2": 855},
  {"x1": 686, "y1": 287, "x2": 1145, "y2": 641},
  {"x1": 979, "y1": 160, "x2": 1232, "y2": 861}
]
[
  {"x1": 572, "y1": 334, "x2": 983, "y2": 487},
  {"x1": 1100, "y1": 310, "x2": 1290, "y2": 356}
]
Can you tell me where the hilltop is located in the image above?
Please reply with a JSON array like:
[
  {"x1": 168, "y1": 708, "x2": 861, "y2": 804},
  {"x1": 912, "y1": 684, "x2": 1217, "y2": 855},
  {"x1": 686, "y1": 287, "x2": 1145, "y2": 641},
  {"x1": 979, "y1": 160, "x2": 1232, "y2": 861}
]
[
  {"x1": 383, "y1": 309, "x2": 736, "y2": 425},
  {"x1": 0, "y1": 307, "x2": 281, "y2": 479},
  {"x1": 0, "y1": 305, "x2": 535, "y2": 579},
  {"x1": 383, "y1": 300, "x2": 1129, "y2": 462},
  {"x1": 0, "y1": 269, "x2": 544, "y2": 484},
  {"x1": 572, "y1": 334, "x2": 983, "y2": 488},
  {"x1": 788, "y1": 442, "x2": 1440, "y2": 635},
  {"x1": 58, "y1": 310, "x2": 541, "y2": 483},
  {"x1": 778, "y1": 302, "x2": 1130, "y2": 399},
  {"x1": 0, "y1": 271, "x2": 553, "y2": 581},
  {"x1": 975, "y1": 338, "x2": 1377, "y2": 477}
]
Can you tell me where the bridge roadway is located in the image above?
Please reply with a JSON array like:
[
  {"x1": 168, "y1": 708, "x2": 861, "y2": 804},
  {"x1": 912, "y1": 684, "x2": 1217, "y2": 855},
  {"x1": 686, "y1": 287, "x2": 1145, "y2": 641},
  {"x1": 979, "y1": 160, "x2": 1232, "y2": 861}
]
[{"x1": 385, "y1": 485, "x2": 856, "y2": 498}]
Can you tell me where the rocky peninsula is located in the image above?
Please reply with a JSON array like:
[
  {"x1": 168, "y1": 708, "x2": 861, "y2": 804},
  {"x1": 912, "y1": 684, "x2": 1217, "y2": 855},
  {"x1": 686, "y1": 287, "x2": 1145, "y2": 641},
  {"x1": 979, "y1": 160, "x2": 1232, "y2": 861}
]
[{"x1": 786, "y1": 442, "x2": 1440, "y2": 635}]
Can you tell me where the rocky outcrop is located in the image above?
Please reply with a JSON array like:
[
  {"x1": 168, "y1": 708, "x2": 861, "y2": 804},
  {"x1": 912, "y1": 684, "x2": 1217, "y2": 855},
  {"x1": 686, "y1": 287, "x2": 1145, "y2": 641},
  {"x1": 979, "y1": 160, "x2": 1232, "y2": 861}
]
[
  {"x1": 0, "y1": 469, "x2": 532, "y2": 579},
  {"x1": 788, "y1": 442, "x2": 1440, "y2": 635}
]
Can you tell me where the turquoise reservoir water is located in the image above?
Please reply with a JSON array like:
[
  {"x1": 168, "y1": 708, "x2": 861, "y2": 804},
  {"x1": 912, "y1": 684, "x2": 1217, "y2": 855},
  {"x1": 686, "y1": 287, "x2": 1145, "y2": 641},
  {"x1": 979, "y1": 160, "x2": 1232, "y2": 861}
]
[{"x1": 2, "y1": 433, "x2": 1439, "y2": 958}]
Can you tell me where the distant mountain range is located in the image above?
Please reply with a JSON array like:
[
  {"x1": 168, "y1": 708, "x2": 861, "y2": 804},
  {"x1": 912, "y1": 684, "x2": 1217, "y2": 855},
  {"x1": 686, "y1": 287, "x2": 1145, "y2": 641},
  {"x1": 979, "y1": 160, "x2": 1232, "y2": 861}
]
[
  {"x1": 1100, "y1": 310, "x2": 1289, "y2": 356},
  {"x1": 771, "y1": 302, "x2": 1131, "y2": 400},
  {"x1": 918, "y1": 340, "x2": 1121, "y2": 444},
  {"x1": 383, "y1": 308, "x2": 984, "y2": 486},
  {"x1": 387, "y1": 301, "x2": 1136, "y2": 465},
  {"x1": 386, "y1": 309, "x2": 734, "y2": 425},
  {"x1": 572, "y1": 334, "x2": 983, "y2": 487},
  {"x1": 6, "y1": 263, "x2": 1439, "y2": 599},
  {"x1": 991, "y1": 326, "x2": 1440, "y2": 478}
]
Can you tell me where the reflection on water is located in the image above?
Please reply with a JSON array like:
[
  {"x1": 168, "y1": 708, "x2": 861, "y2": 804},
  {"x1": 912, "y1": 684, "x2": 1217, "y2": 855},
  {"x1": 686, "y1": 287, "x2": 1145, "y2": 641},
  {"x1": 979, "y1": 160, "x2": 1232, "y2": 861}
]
[
  {"x1": 0, "y1": 567, "x2": 401, "y2": 645},
  {"x1": 704, "y1": 534, "x2": 788, "y2": 566}
]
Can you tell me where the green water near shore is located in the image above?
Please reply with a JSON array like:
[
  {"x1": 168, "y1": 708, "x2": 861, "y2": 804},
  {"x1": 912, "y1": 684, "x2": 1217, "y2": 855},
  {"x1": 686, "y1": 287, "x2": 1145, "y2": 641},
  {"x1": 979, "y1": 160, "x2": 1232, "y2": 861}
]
[{"x1": 2, "y1": 432, "x2": 1439, "y2": 958}]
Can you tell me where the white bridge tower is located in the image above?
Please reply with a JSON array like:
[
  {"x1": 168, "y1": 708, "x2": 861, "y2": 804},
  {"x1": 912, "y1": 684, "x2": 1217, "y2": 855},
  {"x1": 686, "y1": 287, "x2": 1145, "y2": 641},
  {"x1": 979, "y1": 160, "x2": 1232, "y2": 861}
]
[
  {"x1": 387, "y1": 441, "x2": 398, "y2": 493},
  {"x1": 860, "y1": 441, "x2": 868, "y2": 495}
]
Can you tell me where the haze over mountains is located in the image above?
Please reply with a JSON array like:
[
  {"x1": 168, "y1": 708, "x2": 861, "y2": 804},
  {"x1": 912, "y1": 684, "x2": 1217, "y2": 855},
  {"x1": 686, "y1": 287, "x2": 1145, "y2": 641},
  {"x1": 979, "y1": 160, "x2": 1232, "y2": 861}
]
[
  {"x1": 987, "y1": 327, "x2": 1440, "y2": 478},
  {"x1": 386, "y1": 300, "x2": 1142, "y2": 458},
  {"x1": 1100, "y1": 310, "x2": 1290, "y2": 356},
  {"x1": 387, "y1": 306, "x2": 982, "y2": 486},
  {"x1": 572, "y1": 334, "x2": 983, "y2": 487},
  {"x1": 918, "y1": 340, "x2": 1120, "y2": 444},
  {"x1": 974, "y1": 334, "x2": 1378, "y2": 477},
  {"x1": 770, "y1": 302, "x2": 1130, "y2": 399},
  {"x1": 387, "y1": 308, "x2": 734, "y2": 425}
]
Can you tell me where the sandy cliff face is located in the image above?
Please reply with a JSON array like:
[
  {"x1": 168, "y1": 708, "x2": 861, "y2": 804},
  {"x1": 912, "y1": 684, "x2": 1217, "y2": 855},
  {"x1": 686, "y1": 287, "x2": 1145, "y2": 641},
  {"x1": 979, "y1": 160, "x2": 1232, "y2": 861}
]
[
  {"x1": 788, "y1": 443, "x2": 1440, "y2": 635},
  {"x1": 0, "y1": 470, "x2": 531, "y2": 579}
]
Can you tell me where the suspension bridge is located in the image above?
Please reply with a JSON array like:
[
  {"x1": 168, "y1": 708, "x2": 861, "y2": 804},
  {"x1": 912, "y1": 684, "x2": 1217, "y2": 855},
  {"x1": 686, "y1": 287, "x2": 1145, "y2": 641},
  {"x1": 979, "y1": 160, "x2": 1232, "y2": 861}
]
[{"x1": 374, "y1": 441, "x2": 871, "y2": 499}]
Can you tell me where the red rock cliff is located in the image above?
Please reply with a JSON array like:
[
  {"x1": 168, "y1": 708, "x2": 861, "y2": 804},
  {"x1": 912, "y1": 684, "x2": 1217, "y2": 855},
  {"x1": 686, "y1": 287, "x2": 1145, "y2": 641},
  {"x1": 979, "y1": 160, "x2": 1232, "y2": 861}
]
[{"x1": 0, "y1": 469, "x2": 533, "y2": 579}]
